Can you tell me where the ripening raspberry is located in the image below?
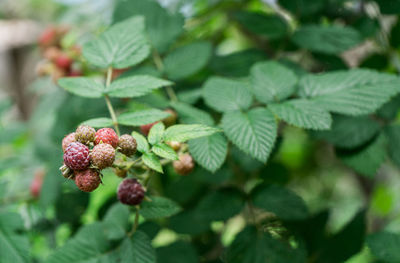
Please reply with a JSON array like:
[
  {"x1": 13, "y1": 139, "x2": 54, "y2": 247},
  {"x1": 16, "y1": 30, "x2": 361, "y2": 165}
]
[
  {"x1": 90, "y1": 143, "x2": 116, "y2": 170},
  {"x1": 118, "y1": 134, "x2": 137, "y2": 156},
  {"x1": 62, "y1": 132, "x2": 76, "y2": 152},
  {"x1": 63, "y1": 142, "x2": 90, "y2": 170},
  {"x1": 74, "y1": 169, "x2": 101, "y2": 192},
  {"x1": 95, "y1": 128, "x2": 119, "y2": 148},
  {"x1": 117, "y1": 179, "x2": 145, "y2": 206},
  {"x1": 173, "y1": 153, "x2": 195, "y2": 175}
]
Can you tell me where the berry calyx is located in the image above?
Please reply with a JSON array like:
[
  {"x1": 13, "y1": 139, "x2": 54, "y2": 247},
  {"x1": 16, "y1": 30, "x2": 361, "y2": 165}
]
[
  {"x1": 117, "y1": 179, "x2": 145, "y2": 206},
  {"x1": 63, "y1": 142, "x2": 90, "y2": 170},
  {"x1": 163, "y1": 109, "x2": 177, "y2": 127},
  {"x1": 74, "y1": 169, "x2": 101, "y2": 192},
  {"x1": 173, "y1": 153, "x2": 194, "y2": 175},
  {"x1": 118, "y1": 134, "x2": 137, "y2": 156},
  {"x1": 90, "y1": 143, "x2": 115, "y2": 170},
  {"x1": 60, "y1": 164, "x2": 74, "y2": 179},
  {"x1": 62, "y1": 132, "x2": 76, "y2": 152},
  {"x1": 95, "y1": 128, "x2": 119, "y2": 148},
  {"x1": 140, "y1": 122, "x2": 158, "y2": 136},
  {"x1": 75, "y1": 125, "x2": 96, "y2": 145}
]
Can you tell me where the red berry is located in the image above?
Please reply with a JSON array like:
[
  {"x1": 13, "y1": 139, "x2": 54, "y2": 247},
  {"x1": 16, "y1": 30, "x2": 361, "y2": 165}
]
[
  {"x1": 74, "y1": 169, "x2": 101, "y2": 192},
  {"x1": 75, "y1": 125, "x2": 96, "y2": 144},
  {"x1": 62, "y1": 132, "x2": 76, "y2": 152},
  {"x1": 173, "y1": 154, "x2": 194, "y2": 175},
  {"x1": 95, "y1": 128, "x2": 119, "y2": 148},
  {"x1": 55, "y1": 53, "x2": 72, "y2": 69},
  {"x1": 90, "y1": 143, "x2": 115, "y2": 170},
  {"x1": 63, "y1": 142, "x2": 90, "y2": 170},
  {"x1": 118, "y1": 134, "x2": 137, "y2": 156},
  {"x1": 117, "y1": 179, "x2": 145, "y2": 206},
  {"x1": 30, "y1": 169, "x2": 45, "y2": 198},
  {"x1": 39, "y1": 27, "x2": 57, "y2": 46},
  {"x1": 140, "y1": 122, "x2": 158, "y2": 136}
]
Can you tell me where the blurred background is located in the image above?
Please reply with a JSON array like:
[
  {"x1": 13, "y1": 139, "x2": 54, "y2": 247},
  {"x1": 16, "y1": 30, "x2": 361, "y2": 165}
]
[{"x1": 2, "y1": 0, "x2": 400, "y2": 262}]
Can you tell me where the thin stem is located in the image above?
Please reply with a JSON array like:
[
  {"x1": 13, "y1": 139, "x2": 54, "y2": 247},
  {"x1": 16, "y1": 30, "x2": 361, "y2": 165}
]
[
  {"x1": 166, "y1": 86, "x2": 178, "y2": 102},
  {"x1": 152, "y1": 49, "x2": 178, "y2": 102},
  {"x1": 104, "y1": 67, "x2": 120, "y2": 136},
  {"x1": 128, "y1": 207, "x2": 140, "y2": 236}
]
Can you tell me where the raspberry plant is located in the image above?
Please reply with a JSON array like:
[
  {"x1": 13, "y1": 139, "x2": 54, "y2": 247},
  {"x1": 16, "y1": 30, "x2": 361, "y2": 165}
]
[{"x1": 3, "y1": 0, "x2": 400, "y2": 263}]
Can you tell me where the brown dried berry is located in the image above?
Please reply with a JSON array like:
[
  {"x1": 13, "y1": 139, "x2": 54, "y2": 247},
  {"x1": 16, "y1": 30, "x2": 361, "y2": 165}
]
[
  {"x1": 163, "y1": 109, "x2": 177, "y2": 127},
  {"x1": 117, "y1": 179, "x2": 145, "y2": 206},
  {"x1": 118, "y1": 134, "x2": 137, "y2": 156},
  {"x1": 173, "y1": 153, "x2": 194, "y2": 175},
  {"x1": 75, "y1": 125, "x2": 96, "y2": 144},
  {"x1": 74, "y1": 169, "x2": 101, "y2": 192},
  {"x1": 90, "y1": 143, "x2": 115, "y2": 169}
]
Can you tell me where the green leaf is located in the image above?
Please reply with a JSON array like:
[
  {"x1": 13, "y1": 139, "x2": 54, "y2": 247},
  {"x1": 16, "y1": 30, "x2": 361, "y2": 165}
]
[
  {"x1": 252, "y1": 185, "x2": 308, "y2": 220},
  {"x1": 299, "y1": 69, "x2": 400, "y2": 115},
  {"x1": 188, "y1": 133, "x2": 228, "y2": 173},
  {"x1": 140, "y1": 196, "x2": 181, "y2": 219},
  {"x1": 196, "y1": 189, "x2": 245, "y2": 222},
  {"x1": 107, "y1": 75, "x2": 173, "y2": 98},
  {"x1": 170, "y1": 102, "x2": 214, "y2": 125},
  {"x1": 367, "y1": 232, "x2": 400, "y2": 262},
  {"x1": 163, "y1": 124, "x2": 220, "y2": 143},
  {"x1": 292, "y1": 24, "x2": 362, "y2": 54},
  {"x1": 227, "y1": 226, "x2": 307, "y2": 263},
  {"x1": 316, "y1": 210, "x2": 366, "y2": 263},
  {"x1": 210, "y1": 49, "x2": 268, "y2": 77},
  {"x1": 250, "y1": 61, "x2": 298, "y2": 104},
  {"x1": 222, "y1": 108, "x2": 277, "y2": 162},
  {"x1": 233, "y1": 11, "x2": 288, "y2": 39},
  {"x1": 152, "y1": 143, "x2": 178, "y2": 160},
  {"x1": 312, "y1": 115, "x2": 381, "y2": 149},
  {"x1": 58, "y1": 77, "x2": 104, "y2": 98},
  {"x1": 279, "y1": 0, "x2": 325, "y2": 16},
  {"x1": 45, "y1": 223, "x2": 110, "y2": 263},
  {"x1": 102, "y1": 204, "x2": 130, "y2": 240},
  {"x1": 148, "y1": 122, "x2": 165, "y2": 145},
  {"x1": 83, "y1": 16, "x2": 150, "y2": 69},
  {"x1": 339, "y1": 135, "x2": 387, "y2": 178},
  {"x1": 0, "y1": 212, "x2": 30, "y2": 263},
  {"x1": 131, "y1": 131, "x2": 149, "y2": 153},
  {"x1": 385, "y1": 124, "x2": 400, "y2": 168},
  {"x1": 81, "y1": 117, "x2": 113, "y2": 128},
  {"x1": 113, "y1": 0, "x2": 184, "y2": 53},
  {"x1": 377, "y1": 0, "x2": 400, "y2": 14},
  {"x1": 142, "y1": 152, "x2": 163, "y2": 173},
  {"x1": 203, "y1": 77, "x2": 253, "y2": 112},
  {"x1": 157, "y1": 242, "x2": 199, "y2": 263},
  {"x1": 269, "y1": 99, "x2": 332, "y2": 130},
  {"x1": 119, "y1": 109, "x2": 170, "y2": 126},
  {"x1": 118, "y1": 231, "x2": 156, "y2": 263},
  {"x1": 164, "y1": 41, "x2": 212, "y2": 80}
]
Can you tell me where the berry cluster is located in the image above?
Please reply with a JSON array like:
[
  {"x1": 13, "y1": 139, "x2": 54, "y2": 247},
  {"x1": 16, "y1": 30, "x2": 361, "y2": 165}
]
[
  {"x1": 37, "y1": 26, "x2": 83, "y2": 81},
  {"x1": 60, "y1": 126, "x2": 137, "y2": 192}
]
